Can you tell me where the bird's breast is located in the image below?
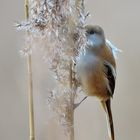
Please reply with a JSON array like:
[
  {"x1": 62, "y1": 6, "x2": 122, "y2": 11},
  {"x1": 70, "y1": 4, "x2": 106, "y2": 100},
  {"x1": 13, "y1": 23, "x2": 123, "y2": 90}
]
[{"x1": 76, "y1": 52, "x2": 110, "y2": 100}]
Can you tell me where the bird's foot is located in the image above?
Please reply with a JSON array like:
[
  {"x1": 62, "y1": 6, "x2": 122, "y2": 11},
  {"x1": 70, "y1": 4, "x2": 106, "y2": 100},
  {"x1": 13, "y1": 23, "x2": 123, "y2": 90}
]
[{"x1": 74, "y1": 96, "x2": 87, "y2": 109}]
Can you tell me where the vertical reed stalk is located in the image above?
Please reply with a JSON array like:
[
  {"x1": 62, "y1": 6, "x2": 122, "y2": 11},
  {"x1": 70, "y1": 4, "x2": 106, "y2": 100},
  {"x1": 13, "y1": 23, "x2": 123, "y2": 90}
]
[
  {"x1": 25, "y1": 0, "x2": 35, "y2": 140},
  {"x1": 69, "y1": 61, "x2": 74, "y2": 140},
  {"x1": 68, "y1": 60, "x2": 77, "y2": 140}
]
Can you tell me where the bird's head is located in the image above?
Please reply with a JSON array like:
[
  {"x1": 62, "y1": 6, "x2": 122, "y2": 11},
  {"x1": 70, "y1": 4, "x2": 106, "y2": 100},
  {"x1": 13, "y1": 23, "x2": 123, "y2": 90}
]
[{"x1": 85, "y1": 25, "x2": 105, "y2": 47}]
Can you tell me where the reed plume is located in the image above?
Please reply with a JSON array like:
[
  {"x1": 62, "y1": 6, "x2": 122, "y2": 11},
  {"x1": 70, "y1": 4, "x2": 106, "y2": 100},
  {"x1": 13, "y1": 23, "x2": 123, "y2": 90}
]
[{"x1": 17, "y1": 0, "x2": 88, "y2": 140}]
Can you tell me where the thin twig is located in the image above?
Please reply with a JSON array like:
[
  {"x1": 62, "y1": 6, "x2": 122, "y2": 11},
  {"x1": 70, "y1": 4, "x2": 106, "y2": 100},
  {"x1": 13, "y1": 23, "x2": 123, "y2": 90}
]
[{"x1": 25, "y1": 0, "x2": 35, "y2": 140}]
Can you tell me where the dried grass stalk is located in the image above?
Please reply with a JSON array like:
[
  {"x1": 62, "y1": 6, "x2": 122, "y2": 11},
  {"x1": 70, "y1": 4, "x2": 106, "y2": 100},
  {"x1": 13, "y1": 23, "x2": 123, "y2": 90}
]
[{"x1": 25, "y1": 0, "x2": 35, "y2": 140}]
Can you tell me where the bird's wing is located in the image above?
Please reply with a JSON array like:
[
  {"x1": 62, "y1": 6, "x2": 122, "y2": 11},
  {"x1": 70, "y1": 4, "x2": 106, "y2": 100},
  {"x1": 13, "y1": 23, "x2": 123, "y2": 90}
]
[
  {"x1": 106, "y1": 39, "x2": 122, "y2": 59},
  {"x1": 103, "y1": 61, "x2": 116, "y2": 96}
]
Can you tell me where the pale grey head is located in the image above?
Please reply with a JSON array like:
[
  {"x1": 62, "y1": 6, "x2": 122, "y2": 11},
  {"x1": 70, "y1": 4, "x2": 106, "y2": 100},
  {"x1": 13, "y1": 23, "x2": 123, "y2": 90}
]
[{"x1": 85, "y1": 25, "x2": 106, "y2": 47}]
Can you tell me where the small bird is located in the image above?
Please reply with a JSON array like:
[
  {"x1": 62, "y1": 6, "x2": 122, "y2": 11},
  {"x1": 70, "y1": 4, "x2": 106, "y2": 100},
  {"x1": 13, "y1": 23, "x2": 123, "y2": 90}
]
[{"x1": 76, "y1": 25, "x2": 119, "y2": 140}]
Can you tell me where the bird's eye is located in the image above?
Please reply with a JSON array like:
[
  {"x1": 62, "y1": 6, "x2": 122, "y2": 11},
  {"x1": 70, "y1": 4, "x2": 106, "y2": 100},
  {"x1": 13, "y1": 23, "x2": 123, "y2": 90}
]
[{"x1": 88, "y1": 30, "x2": 95, "y2": 34}]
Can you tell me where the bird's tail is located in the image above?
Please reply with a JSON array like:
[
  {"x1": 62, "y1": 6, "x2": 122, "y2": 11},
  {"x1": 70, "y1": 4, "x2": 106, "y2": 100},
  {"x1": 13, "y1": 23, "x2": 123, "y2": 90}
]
[{"x1": 101, "y1": 99, "x2": 115, "y2": 140}]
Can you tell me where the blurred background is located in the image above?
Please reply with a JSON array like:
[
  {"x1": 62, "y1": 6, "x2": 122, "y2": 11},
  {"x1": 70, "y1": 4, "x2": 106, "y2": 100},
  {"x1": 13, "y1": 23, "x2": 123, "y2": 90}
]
[{"x1": 0, "y1": 0, "x2": 140, "y2": 140}]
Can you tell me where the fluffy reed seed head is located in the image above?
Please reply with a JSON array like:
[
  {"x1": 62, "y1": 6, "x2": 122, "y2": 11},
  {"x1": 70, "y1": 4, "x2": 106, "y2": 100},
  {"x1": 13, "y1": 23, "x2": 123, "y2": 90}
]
[{"x1": 17, "y1": 0, "x2": 88, "y2": 135}]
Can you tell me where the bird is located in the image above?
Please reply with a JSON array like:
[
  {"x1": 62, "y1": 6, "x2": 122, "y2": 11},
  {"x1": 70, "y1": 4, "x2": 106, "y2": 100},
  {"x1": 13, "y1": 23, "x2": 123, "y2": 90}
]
[{"x1": 76, "y1": 25, "x2": 120, "y2": 140}]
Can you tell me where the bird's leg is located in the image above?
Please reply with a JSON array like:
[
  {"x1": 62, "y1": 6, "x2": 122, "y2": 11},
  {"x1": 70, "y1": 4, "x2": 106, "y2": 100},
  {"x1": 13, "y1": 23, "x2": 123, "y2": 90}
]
[{"x1": 74, "y1": 96, "x2": 87, "y2": 109}]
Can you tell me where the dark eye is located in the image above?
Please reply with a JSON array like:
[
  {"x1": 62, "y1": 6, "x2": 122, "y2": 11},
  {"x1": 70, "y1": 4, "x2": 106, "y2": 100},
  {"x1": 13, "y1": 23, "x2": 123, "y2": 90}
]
[{"x1": 88, "y1": 30, "x2": 95, "y2": 34}]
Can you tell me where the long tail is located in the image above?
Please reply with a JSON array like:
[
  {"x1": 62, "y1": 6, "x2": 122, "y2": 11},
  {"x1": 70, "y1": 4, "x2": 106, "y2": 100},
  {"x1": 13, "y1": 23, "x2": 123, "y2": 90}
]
[{"x1": 101, "y1": 99, "x2": 115, "y2": 140}]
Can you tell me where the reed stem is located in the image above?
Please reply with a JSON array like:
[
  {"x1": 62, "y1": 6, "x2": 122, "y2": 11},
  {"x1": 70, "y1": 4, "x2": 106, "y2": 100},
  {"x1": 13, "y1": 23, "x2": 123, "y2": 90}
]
[
  {"x1": 68, "y1": 61, "x2": 75, "y2": 140},
  {"x1": 25, "y1": 0, "x2": 35, "y2": 140}
]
